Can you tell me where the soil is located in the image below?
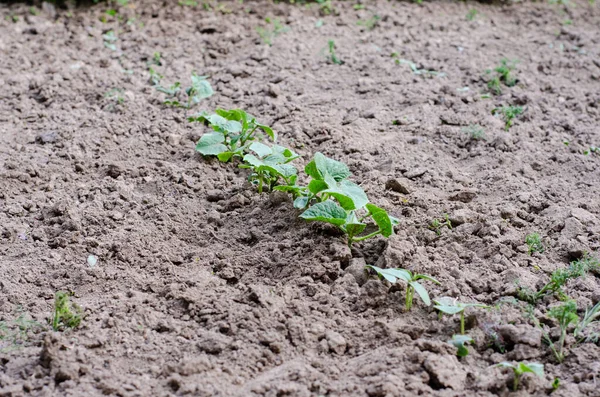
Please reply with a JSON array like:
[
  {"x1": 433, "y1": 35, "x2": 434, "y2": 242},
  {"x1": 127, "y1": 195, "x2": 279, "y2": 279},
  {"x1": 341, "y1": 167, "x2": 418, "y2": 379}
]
[{"x1": 1, "y1": 0, "x2": 600, "y2": 396}]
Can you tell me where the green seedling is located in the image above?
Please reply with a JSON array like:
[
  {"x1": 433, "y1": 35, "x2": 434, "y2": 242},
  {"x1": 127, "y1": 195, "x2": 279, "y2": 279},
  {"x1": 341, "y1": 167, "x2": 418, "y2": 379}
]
[
  {"x1": 353, "y1": 4, "x2": 365, "y2": 10},
  {"x1": 525, "y1": 232, "x2": 544, "y2": 255},
  {"x1": 160, "y1": 72, "x2": 213, "y2": 109},
  {"x1": 518, "y1": 255, "x2": 599, "y2": 304},
  {"x1": 583, "y1": 146, "x2": 599, "y2": 155},
  {"x1": 546, "y1": 300, "x2": 579, "y2": 362},
  {"x1": 52, "y1": 291, "x2": 82, "y2": 332},
  {"x1": 574, "y1": 301, "x2": 600, "y2": 342},
  {"x1": 356, "y1": 15, "x2": 380, "y2": 30},
  {"x1": 466, "y1": 9, "x2": 478, "y2": 21},
  {"x1": 449, "y1": 334, "x2": 474, "y2": 357},
  {"x1": 395, "y1": 58, "x2": 446, "y2": 77},
  {"x1": 0, "y1": 309, "x2": 43, "y2": 353},
  {"x1": 366, "y1": 265, "x2": 440, "y2": 311},
  {"x1": 434, "y1": 297, "x2": 489, "y2": 334},
  {"x1": 328, "y1": 40, "x2": 343, "y2": 65},
  {"x1": 240, "y1": 142, "x2": 300, "y2": 193},
  {"x1": 487, "y1": 77, "x2": 502, "y2": 96},
  {"x1": 102, "y1": 30, "x2": 118, "y2": 51},
  {"x1": 179, "y1": 0, "x2": 198, "y2": 5},
  {"x1": 148, "y1": 67, "x2": 163, "y2": 86},
  {"x1": 192, "y1": 109, "x2": 275, "y2": 162},
  {"x1": 256, "y1": 17, "x2": 290, "y2": 46},
  {"x1": 495, "y1": 59, "x2": 518, "y2": 87},
  {"x1": 429, "y1": 214, "x2": 452, "y2": 235},
  {"x1": 462, "y1": 124, "x2": 486, "y2": 140},
  {"x1": 552, "y1": 377, "x2": 560, "y2": 392},
  {"x1": 496, "y1": 362, "x2": 544, "y2": 391},
  {"x1": 316, "y1": 0, "x2": 334, "y2": 15},
  {"x1": 492, "y1": 106, "x2": 524, "y2": 131},
  {"x1": 151, "y1": 52, "x2": 162, "y2": 66}
]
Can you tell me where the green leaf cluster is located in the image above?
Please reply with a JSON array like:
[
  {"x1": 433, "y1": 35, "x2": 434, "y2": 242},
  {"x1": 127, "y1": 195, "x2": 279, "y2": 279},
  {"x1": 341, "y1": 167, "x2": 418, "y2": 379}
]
[
  {"x1": 193, "y1": 109, "x2": 275, "y2": 162},
  {"x1": 497, "y1": 362, "x2": 544, "y2": 391},
  {"x1": 150, "y1": 72, "x2": 213, "y2": 109},
  {"x1": 449, "y1": 334, "x2": 474, "y2": 357},
  {"x1": 241, "y1": 143, "x2": 300, "y2": 193},
  {"x1": 52, "y1": 291, "x2": 82, "y2": 332},
  {"x1": 492, "y1": 105, "x2": 524, "y2": 131},
  {"x1": 434, "y1": 297, "x2": 489, "y2": 334}
]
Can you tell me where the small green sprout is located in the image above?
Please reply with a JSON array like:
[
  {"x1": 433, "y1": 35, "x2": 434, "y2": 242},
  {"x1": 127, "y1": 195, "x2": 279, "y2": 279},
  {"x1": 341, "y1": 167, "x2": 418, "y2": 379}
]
[
  {"x1": 434, "y1": 297, "x2": 489, "y2": 334},
  {"x1": 328, "y1": 40, "x2": 343, "y2": 65},
  {"x1": 574, "y1": 300, "x2": 600, "y2": 342},
  {"x1": 466, "y1": 9, "x2": 478, "y2": 21},
  {"x1": 552, "y1": 377, "x2": 560, "y2": 392},
  {"x1": 148, "y1": 67, "x2": 163, "y2": 86},
  {"x1": 316, "y1": 0, "x2": 334, "y2": 15},
  {"x1": 240, "y1": 143, "x2": 300, "y2": 193},
  {"x1": 495, "y1": 59, "x2": 518, "y2": 87},
  {"x1": 429, "y1": 214, "x2": 452, "y2": 235},
  {"x1": 192, "y1": 109, "x2": 275, "y2": 162},
  {"x1": 366, "y1": 265, "x2": 440, "y2": 311},
  {"x1": 256, "y1": 17, "x2": 289, "y2": 46},
  {"x1": 546, "y1": 300, "x2": 579, "y2": 363},
  {"x1": 102, "y1": 30, "x2": 118, "y2": 51},
  {"x1": 487, "y1": 77, "x2": 502, "y2": 96},
  {"x1": 449, "y1": 334, "x2": 474, "y2": 357},
  {"x1": 462, "y1": 124, "x2": 486, "y2": 140},
  {"x1": 152, "y1": 52, "x2": 162, "y2": 66},
  {"x1": 583, "y1": 146, "x2": 599, "y2": 155},
  {"x1": 525, "y1": 232, "x2": 544, "y2": 255},
  {"x1": 52, "y1": 292, "x2": 82, "y2": 332},
  {"x1": 496, "y1": 362, "x2": 544, "y2": 391},
  {"x1": 493, "y1": 105, "x2": 524, "y2": 131},
  {"x1": 179, "y1": 0, "x2": 198, "y2": 6}
]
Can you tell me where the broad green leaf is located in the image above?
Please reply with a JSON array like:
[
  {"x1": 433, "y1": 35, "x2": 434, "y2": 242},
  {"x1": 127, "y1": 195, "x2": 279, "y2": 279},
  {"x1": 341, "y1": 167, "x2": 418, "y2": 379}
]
[
  {"x1": 217, "y1": 152, "x2": 234, "y2": 162},
  {"x1": 215, "y1": 109, "x2": 248, "y2": 123},
  {"x1": 243, "y1": 154, "x2": 263, "y2": 168},
  {"x1": 497, "y1": 362, "x2": 516, "y2": 370},
  {"x1": 366, "y1": 203, "x2": 394, "y2": 237},
  {"x1": 293, "y1": 196, "x2": 309, "y2": 209},
  {"x1": 449, "y1": 335, "x2": 473, "y2": 357},
  {"x1": 256, "y1": 122, "x2": 276, "y2": 141},
  {"x1": 324, "y1": 180, "x2": 369, "y2": 211},
  {"x1": 205, "y1": 114, "x2": 242, "y2": 134},
  {"x1": 249, "y1": 142, "x2": 272, "y2": 158},
  {"x1": 314, "y1": 152, "x2": 351, "y2": 182},
  {"x1": 308, "y1": 179, "x2": 328, "y2": 194},
  {"x1": 518, "y1": 362, "x2": 544, "y2": 377},
  {"x1": 189, "y1": 73, "x2": 213, "y2": 100},
  {"x1": 344, "y1": 212, "x2": 366, "y2": 237},
  {"x1": 305, "y1": 160, "x2": 320, "y2": 180},
  {"x1": 434, "y1": 305, "x2": 464, "y2": 315},
  {"x1": 196, "y1": 133, "x2": 227, "y2": 156},
  {"x1": 300, "y1": 200, "x2": 347, "y2": 226},
  {"x1": 384, "y1": 268, "x2": 412, "y2": 282},
  {"x1": 365, "y1": 265, "x2": 398, "y2": 283},
  {"x1": 410, "y1": 281, "x2": 431, "y2": 306}
]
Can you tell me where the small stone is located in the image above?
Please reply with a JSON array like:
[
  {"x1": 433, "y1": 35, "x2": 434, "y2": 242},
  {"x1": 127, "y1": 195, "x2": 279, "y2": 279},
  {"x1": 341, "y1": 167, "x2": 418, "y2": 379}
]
[
  {"x1": 107, "y1": 164, "x2": 123, "y2": 179},
  {"x1": 449, "y1": 209, "x2": 478, "y2": 226},
  {"x1": 449, "y1": 190, "x2": 477, "y2": 203},
  {"x1": 404, "y1": 168, "x2": 428, "y2": 179},
  {"x1": 35, "y1": 131, "x2": 59, "y2": 144},
  {"x1": 267, "y1": 84, "x2": 280, "y2": 98},
  {"x1": 423, "y1": 354, "x2": 466, "y2": 390},
  {"x1": 326, "y1": 330, "x2": 346, "y2": 355},
  {"x1": 385, "y1": 178, "x2": 412, "y2": 194},
  {"x1": 345, "y1": 258, "x2": 368, "y2": 286}
]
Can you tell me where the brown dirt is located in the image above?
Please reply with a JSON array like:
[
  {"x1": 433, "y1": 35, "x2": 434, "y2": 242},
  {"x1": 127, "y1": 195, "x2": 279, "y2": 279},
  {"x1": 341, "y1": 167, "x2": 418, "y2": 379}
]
[{"x1": 1, "y1": 0, "x2": 600, "y2": 396}]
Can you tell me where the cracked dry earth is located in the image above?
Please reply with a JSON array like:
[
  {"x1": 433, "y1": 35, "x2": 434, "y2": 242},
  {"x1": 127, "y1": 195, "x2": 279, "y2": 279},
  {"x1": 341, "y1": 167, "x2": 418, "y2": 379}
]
[{"x1": 1, "y1": 0, "x2": 600, "y2": 396}]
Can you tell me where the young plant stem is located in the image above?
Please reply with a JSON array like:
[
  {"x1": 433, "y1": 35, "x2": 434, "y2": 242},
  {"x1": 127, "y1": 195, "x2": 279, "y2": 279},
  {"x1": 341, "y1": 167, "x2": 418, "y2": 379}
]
[
  {"x1": 258, "y1": 175, "x2": 264, "y2": 194},
  {"x1": 460, "y1": 311, "x2": 465, "y2": 335},
  {"x1": 349, "y1": 229, "x2": 381, "y2": 247},
  {"x1": 406, "y1": 285, "x2": 414, "y2": 311},
  {"x1": 513, "y1": 375, "x2": 519, "y2": 392}
]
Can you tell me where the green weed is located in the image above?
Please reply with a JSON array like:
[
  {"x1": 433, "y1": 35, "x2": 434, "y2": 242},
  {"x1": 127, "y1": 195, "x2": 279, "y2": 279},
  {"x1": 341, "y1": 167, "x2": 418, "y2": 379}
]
[
  {"x1": 434, "y1": 297, "x2": 489, "y2": 334},
  {"x1": 496, "y1": 362, "x2": 544, "y2": 391},
  {"x1": 328, "y1": 40, "x2": 343, "y2": 65},
  {"x1": 492, "y1": 105, "x2": 524, "y2": 131},
  {"x1": 240, "y1": 143, "x2": 300, "y2": 193},
  {"x1": 525, "y1": 232, "x2": 544, "y2": 255},
  {"x1": 102, "y1": 30, "x2": 118, "y2": 51},
  {"x1": 366, "y1": 265, "x2": 440, "y2": 311},
  {"x1": 154, "y1": 72, "x2": 213, "y2": 109},
  {"x1": 256, "y1": 18, "x2": 290, "y2": 46},
  {"x1": 52, "y1": 292, "x2": 82, "y2": 332},
  {"x1": 462, "y1": 124, "x2": 486, "y2": 140},
  {"x1": 429, "y1": 214, "x2": 452, "y2": 235}
]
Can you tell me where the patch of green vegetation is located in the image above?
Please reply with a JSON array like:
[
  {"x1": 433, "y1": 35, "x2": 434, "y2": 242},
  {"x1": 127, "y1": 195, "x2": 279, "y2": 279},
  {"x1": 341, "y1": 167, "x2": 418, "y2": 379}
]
[
  {"x1": 152, "y1": 72, "x2": 213, "y2": 109},
  {"x1": 327, "y1": 40, "x2": 343, "y2": 65},
  {"x1": 496, "y1": 362, "x2": 544, "y2": 391},
  {"x1": 192, "y1": 109, "x2": 275, "y2": 162},
  {"x1": 256, "y1": 17, "x2": 290, "y2": 46},
  {"x1": 102, "y1": 30, "x2": 118, "y2": 51},
  {"x1": 462, "y1": 124, "x2": 486, "y2": 140},
  {"x1": 429, "y1": 214, "x2": 452, "y2": 235},
  {"x1": 525, "y1": 232, "x2": 544, "y2": 255},
  {"x1": 356, "y1": 15, "x2": 380, "y2": 30},
  {"x1": 366, "y1": 265, "x2": 440, "y2": 311},
  {"x1": 52, "y1": 292, "x2": 82, "y2": 332},
  {"x1": 0, "y1": 309, "x2": 43, "y2": 353},
  {"x1": 466, "y1": 9, "x2": 478, "y2": 21},
  {"x1": 583, "y1": 146, "x2": 599, "y2": 155},
  {"x1": 316, "y1": 0, "x2": 334, "y2": 15},
  {"x1": 434, "y1": 297, "x2": 489, "y2": 334},
  {"x1": 179, "y1": 0, "x2": 198, "y2": 6},
  {"x1": 240, "y1": 143, "x2": 300, "y2": 193},
  {"x1": 393, "y1": 56, "x2": 446, "y2": 77},
  {"x1": 486, "y1": 59, "x2": 518, "y2": 95},
  {"x1": 492, "y1": 105, "x2": 524, "y2": 131}
]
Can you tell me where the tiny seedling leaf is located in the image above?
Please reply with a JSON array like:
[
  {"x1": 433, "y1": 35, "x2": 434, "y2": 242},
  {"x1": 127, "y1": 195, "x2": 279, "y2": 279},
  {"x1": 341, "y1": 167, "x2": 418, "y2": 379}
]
[
  {"x1": 366, "y1": 203, "x2": 394, "y2": 237},
  {"x1": 449, "y1": 334, "x2": 473, "y2": 357},
  {"x1": 249, "y1": 141, "x2": 272, "y2": 158},
  {"x1": 410, "y1": 281, "x2": 431, "y2": 306}
]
